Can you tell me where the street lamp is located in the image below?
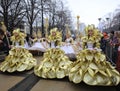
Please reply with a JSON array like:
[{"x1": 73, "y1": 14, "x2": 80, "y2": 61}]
[
  {"x1": 98, "y1": 18, "x2": 102, "y2": 31},
  {"x1": 106, "y1": 17, "x2": 110, "y2": 29},
  {"x1": 77, "y1": 15, "x2": 80, "y2": 32},
  {"x1": 98, "y1": 18, "x2": 101, "y2": 21}
]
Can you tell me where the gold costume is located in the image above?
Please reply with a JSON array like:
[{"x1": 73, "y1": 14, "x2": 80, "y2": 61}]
[
  {"x1": 29, "y1": 30, "x2": 49, "y2": 52},
  {"x1": 0, "y1": 29, "x2": 37, "y2": 72},
  {"x1": 34, "y1": 28, "x2": 72, "y2": 79},
  {"x1": 68, "y1": 25, "x2": 120, "y2": 86}
]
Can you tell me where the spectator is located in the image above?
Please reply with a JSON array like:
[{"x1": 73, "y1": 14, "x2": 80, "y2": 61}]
[
  {"x1": 116, "y1": 31, "x2": 120, "y2": 72},
  {"x1": 0, "y1": 29, "x2": 10, "y2": 54},
  {"x1": 110, "y1": 31, "x2": 119, "y2": 64},
  {"x1": 100, "y1": 32, "x2": 108, "y2": 54}
]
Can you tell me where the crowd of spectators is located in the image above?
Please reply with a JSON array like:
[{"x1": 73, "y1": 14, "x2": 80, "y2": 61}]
[{"x1": 100, "y1": 30, "x2": 120, "y2": 72}]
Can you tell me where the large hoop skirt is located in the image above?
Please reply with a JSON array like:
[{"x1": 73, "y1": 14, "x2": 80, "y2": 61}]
[
  {"x1": 0, "y1": 47, "x2": 37, "y2": 72},
  {"x1": 69, "y1": 49, "x2": 120, "y2": 86},
  {"x1": 34, "y1": 48, "x2": 73, "y2": 79}
]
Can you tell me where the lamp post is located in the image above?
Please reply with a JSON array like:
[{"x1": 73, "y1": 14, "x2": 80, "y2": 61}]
[
  {"x1": 98, "y1": 18, "x2": 102, "y2": 32},
  {"x1": 98, "y1": 18, "x2": 101, "y2": 21},
  {"x1": 106, "y1": 17, "x2": 110, "y2": 30},
  {"x1": 77, "y1": 15, "x2": 80, "y2": 32}
]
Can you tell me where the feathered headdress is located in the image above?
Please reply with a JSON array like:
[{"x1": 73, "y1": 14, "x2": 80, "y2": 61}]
[
  {"x1": 84, "y1": 24, "x2": 95, "y2": 35},
  {"x1": 37, "y1": 29, "x2": 42, "y2": 37},
  {"x1": 49, "y1": 27, "x2": 62, "y2": 42},
  {"x1": 13, "y1": 28, "x2": 20, "y2": 34},
  {"x1": 32, "y1": 31, "x2": 37, "y2": 38},
  {"x1": 65, "y1": 24, "x2": 71, "y2": 36}
]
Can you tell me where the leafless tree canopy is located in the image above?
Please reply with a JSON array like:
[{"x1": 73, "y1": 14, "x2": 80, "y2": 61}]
[
  {"x1": 0, "y1": 0, "x2": 73, "y2": 36},
  {"x1": 0, "y1": 0, "x2": 26, "y2": 32}
]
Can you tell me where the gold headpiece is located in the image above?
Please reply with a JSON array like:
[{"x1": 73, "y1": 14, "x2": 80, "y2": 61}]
[
  {"x1": 49, "y1": 27, "x2": 62, "y2": 42},
  {"x1": 37, "y1": 29, "x2": 42, "y2": 37},
  {"x1": 79, "y1": 32, "x2": 83, "y2": 38},
  {"x1": 65, "y1": 25, "x2": 71, "y2": 36},
  {"x1": 13, "y1": 28, "x2": 20, "y2": 34},
  {"x1": 85, "y1": 24, "x2": 95, "y2": 35},
  {"x1": 32, "y1": 31, "x2": 37, "y2": 38}
]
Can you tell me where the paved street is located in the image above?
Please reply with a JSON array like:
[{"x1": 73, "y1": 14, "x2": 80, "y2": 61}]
[{"x1": 0, "y1": 56, "x2": 119, "y2": 91}]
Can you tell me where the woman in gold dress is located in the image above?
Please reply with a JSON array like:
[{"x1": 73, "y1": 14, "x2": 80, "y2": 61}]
[
  {"x1": 0, "y1": 28, "x2": 37, "y2": 72},
  {"x1": 29, "y1": 30, "x2": 49, "y2": 52},
  {"x1": 68, "y1": 24, "x2": 120, "y2": 86},
  {"x1": 34, "y1": 28, "x2": 73, "y2": 79}
]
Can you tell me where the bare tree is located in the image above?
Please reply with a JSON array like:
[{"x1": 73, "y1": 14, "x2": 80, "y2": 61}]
[
  {"x1": 0, "y1": 0, "x2": 12, "y2": 30},
  {"x1": 24, "y1": 0, "x2": 41, "y2": 35},
  {"x1": 0, "y1": 0, "x2": 26, "y2": 32},
  {"x1": 45, "y1": 0, "x2": 73, "y2": 30},
  {"x1": 9, "y1": 0, "x2": 26, "y2": 31}
]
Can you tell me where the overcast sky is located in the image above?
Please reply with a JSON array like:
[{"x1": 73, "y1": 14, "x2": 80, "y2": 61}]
[{"x1": 66, "y1": 0, "x2": 120, "y2": 26}]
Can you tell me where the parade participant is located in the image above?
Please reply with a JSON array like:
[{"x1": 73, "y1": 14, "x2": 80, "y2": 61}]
[
  {"x1": 110, "y1": 31, "x2": 119, "y2": 64},
  {"x1": 100, "y1": 32, "x2": 108, "y2": 54},
  {"x1": 34, "y1": 27, "x2": 72, "y2": 79},
  {"x1": 0, "y1": 22, "x2": 11, "y2": 54},
  {"x1": 20, "y1": 30, "x2": 30, "y2": 49},
  {"x1": 29, "y1": 30, "x2": 49, "y2": 52},
  {"x1": 0, "y1": 29, "x2": 10, "y2": 54},
  {"x1": 0, "y1": 28, "x2": 37, "y2": 72},
  {"x1": 29, "y1": 30, "x2": 37, "y2": 47},
  {"x1": 116, "y1": 31, "x2": 120, "y2": 72},
  {"x1": 68, "y1": 24, "x2": 120, "y2": 86},
  {"x1": 60, "y1": 28, "x2": 75, "y2": 55}
]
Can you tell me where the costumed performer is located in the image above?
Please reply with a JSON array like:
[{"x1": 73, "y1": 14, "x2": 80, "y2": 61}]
[
  {"x1": 0, "y1": 28, "x2": 37, "y2": 72},
  {"x1": 68, "y1": 24, "x2": 120, "y2": 86},
  {"x1": 29, "y1": 30, "x2": 49, "y2": 52},
  {"x1": 60, "y1": 28, "x2": 75, "y2": 55},
  {"x1": 34, "y1": 28, "x2": 72, "y2": 79},
  {"x1": 0, "y1": 22, "x2": 11, "y2": 54}
]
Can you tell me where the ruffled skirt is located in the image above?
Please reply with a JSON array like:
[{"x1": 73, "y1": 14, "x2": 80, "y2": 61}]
[{"x1": 0, "y1": 47, "x2": 37, "y2": 72}]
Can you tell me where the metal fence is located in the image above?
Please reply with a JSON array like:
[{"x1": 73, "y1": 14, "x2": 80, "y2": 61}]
[{"x1": 104, "y1": 40, "x2": 118, "y2": 66}]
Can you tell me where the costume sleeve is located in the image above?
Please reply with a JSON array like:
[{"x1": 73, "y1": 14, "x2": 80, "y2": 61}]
[{"x1": 95, "y1": 41, "x2": 100, "y2": 48}]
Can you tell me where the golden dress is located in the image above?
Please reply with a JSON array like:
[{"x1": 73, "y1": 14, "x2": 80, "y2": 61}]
[
  {"x1": 29, "y1": 38, "x2": 49, "y2": 52},
  {"x1": 29, "y1": 30, "x2": 49, "y2": 52},
  {"x1": 68, "y1": 25, "x2": 120, "y2": 86},
  {"x1": 0, "y1": 29, "x2": 37, "y2": 72},
  {"x1": 34, "y1": 28, "x2": 72, "y2": 79}
]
